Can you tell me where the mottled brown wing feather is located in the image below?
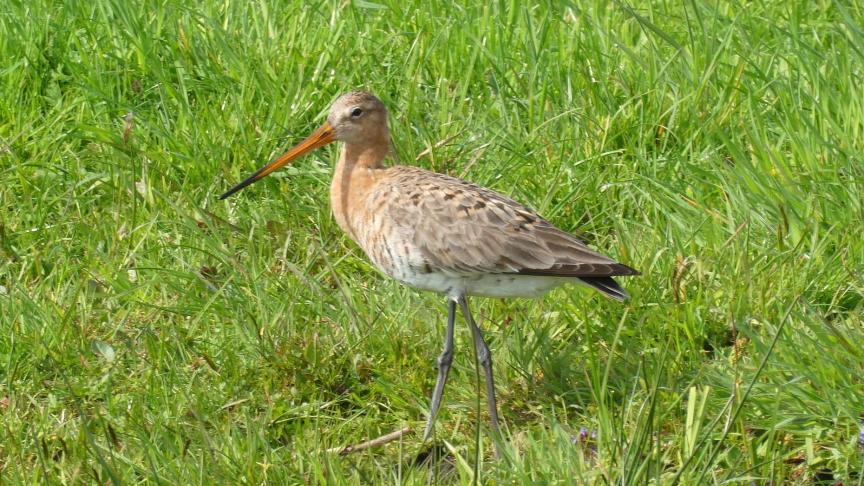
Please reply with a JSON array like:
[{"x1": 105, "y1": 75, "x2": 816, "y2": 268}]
[{"x1": 382, "y1": 167, "x2": 640, "y2": 277}]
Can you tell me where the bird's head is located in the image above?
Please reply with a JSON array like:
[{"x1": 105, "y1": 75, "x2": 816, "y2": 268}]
[
  {"x1": 219, "y1": 91, "x2": 388, "y2": 199},
  {"x1": 326, "y1": 91, "x2": 388, "y2": 145}
]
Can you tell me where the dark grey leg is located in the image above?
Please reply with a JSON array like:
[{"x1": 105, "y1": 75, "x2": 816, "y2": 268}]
[
  {"x1": 423, "y1": 299, "x2": 457, "y2": 441},
  {"x1": 457, "y1": 295, "x2": 503, "y2": 456}
]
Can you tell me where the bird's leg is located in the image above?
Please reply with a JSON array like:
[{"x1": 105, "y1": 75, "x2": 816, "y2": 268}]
[
  {"x1": 423, "y1": 299, "x2": 457, "y2": 441},
  {"x1": 457, "y1": 295, "x2": 503, "y2": 456}
]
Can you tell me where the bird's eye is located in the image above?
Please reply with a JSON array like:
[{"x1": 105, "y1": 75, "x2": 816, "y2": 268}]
[{"x1": 350, "y1": 107, "x2": 363, "y2": 118}]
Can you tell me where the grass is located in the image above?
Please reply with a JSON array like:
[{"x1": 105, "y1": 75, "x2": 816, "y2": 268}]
[{"x1": 1, "y1": 0, "x2": 863, "y2": 483}]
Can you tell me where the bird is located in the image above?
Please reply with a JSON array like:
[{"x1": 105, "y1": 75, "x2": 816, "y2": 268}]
[{"x1": 219, "y1": 91, "x2": 639, "y2": 454}]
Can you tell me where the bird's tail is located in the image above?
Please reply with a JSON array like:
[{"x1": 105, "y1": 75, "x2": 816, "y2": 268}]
[{"x1": 578, "y1": 277, "x2": 629, "y2": 301}]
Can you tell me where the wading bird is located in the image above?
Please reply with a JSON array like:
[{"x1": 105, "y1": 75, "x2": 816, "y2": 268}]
[{"x1": 220, "y1": 91, "x2": 639, "y2": 452}]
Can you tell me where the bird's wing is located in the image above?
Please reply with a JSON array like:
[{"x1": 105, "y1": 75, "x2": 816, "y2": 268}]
[{"x1": 380, "y1": 167, "x2": 639, "y2": 277}]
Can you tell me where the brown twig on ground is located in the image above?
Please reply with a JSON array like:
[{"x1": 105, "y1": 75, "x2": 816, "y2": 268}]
[{"x1": 327, "y1": 426, "x2": 413, "y2": 455}]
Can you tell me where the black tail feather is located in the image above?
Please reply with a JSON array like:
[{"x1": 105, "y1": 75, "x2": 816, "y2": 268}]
[{"x1": 579, "y1": 277, "x2": 629, "y2": 301}]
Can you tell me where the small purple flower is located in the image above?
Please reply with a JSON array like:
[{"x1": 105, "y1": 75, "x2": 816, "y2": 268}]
[
  {"x1": 859, "y1": 413, "x2": 864, "y2": 449},
  {"x1": 571, "y1": 427, "x2": 590, "y2": 445},
  {"x1": 571, "y1": 427, "x2": 584, "y2": 445}
]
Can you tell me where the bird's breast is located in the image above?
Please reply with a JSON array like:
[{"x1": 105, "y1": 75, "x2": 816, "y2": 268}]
[
  {"x1": 329, "y1": 164, "x2": 381, "y2": 241},
  {"x1": 329, "y1": 164, "x2": 415, "y2": 274}
]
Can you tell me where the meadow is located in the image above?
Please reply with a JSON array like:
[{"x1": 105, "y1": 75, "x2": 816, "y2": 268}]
[{"x1": 1, "y1": 0, "x2": 863, "y2": 483}]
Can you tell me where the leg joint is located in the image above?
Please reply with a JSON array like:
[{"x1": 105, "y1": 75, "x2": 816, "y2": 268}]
[{"x1": 476, "y1": 346, "x2": 491, "y2": 366}]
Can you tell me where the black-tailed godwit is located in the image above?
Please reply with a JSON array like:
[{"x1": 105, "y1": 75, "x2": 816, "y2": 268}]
[{"x1": 220, "y1": 91, "x2": 639, "y2": 454}]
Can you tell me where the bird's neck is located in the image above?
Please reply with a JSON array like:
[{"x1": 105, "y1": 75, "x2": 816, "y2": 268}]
[
  {"x1": 339, "y1": 139, "x2": 390, "y2": 170},
  {"x1": 330, "y1": 140, "x2": 390, "y2": 240}
]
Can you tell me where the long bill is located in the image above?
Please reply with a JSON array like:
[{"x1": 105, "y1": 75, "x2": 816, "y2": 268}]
[{"x1": 219, "y1": 121, "x2": 335, "y2": 199}]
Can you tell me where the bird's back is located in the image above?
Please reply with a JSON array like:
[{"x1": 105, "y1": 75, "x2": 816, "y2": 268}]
[{"x1": 353, "y1": 165, "x2": 638, "y2": 300}]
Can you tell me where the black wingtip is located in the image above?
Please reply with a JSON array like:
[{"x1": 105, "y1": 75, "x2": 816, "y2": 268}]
[{"x1": 621, "y1": 264, "x2": 641, "y2": 276}]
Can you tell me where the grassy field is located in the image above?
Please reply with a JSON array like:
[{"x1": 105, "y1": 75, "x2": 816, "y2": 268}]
[{"x1": 2, "y1": 0, "x2": 863, "y2": 483}]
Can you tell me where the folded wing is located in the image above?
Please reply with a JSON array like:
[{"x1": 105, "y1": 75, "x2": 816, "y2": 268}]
[{"x1": 382, "y1": 167, "x2": 639, "y2": 286}]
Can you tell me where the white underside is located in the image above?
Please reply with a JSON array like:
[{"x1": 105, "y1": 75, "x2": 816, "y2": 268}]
[{"x1": 396, "y1": 271, "x2": 575, "y2": 299}]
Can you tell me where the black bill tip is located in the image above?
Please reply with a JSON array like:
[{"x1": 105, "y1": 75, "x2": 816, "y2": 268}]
[{"x1": 219, "y1": 171, "x2": 263, "y2": 200}]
